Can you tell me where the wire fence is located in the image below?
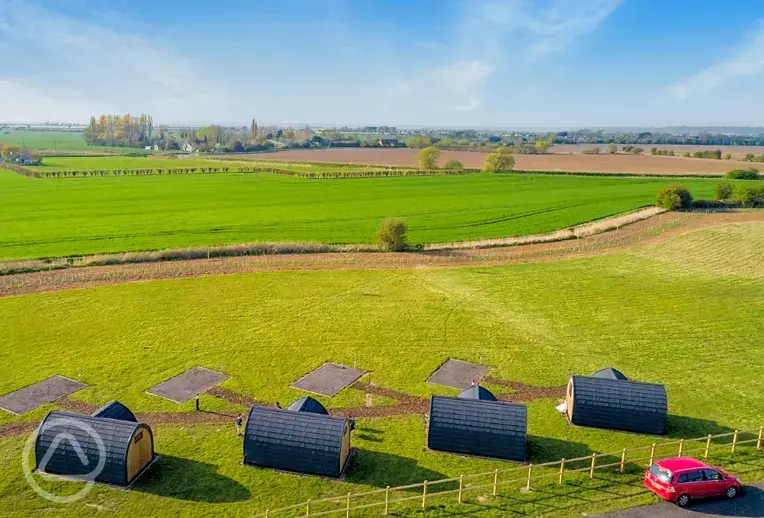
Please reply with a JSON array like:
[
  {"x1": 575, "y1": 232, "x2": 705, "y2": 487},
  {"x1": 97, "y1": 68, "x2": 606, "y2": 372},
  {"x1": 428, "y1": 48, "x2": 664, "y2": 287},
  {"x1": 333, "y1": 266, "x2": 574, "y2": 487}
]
[{"x1": 252, "y1": 426, "x2": 764, "y2": 517}]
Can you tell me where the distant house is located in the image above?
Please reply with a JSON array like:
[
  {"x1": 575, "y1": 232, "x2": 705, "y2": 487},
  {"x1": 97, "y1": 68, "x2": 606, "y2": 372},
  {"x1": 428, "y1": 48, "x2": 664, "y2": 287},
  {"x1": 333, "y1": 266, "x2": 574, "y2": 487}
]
[
  {"x1": 378, "y1": 138, "x2": 402, "y2": 147},
  {"x1": 180, "y1": 141, "x2": 196, "y2": 153},
  {"x1": 268, "y1": 139, "x2": 287, "y2": 149}
]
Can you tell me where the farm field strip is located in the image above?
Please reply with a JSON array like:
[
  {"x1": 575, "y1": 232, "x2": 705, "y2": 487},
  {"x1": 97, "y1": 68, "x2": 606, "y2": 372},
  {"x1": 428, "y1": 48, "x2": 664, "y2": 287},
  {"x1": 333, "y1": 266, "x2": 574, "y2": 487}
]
[
  {"x1": 3, "y1": 211, "x2": 763, "y2": 297},
  {"x1": 0, "y1": 170, "x2": 722, "y2": 260},
  {"x1": 237, "y1": 148, "x2": 757, "y2": 175},
  {"x1": 0, "y1": 220, "x2": 762, "y2": 516}
]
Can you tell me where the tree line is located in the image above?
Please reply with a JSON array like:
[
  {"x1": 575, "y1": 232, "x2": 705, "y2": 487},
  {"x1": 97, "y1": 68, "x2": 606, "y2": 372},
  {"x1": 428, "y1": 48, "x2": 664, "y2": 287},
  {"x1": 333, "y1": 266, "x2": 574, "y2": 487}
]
[{"x1": 83, "y1": 114, "x2": 154, "y2": 148}]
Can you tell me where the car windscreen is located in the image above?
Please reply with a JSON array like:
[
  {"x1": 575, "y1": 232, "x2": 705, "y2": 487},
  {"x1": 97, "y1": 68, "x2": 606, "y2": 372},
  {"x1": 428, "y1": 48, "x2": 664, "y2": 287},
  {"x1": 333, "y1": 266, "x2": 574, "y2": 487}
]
[{"x1": 649, "y1": 464, "x2": 672, "y2": 483}]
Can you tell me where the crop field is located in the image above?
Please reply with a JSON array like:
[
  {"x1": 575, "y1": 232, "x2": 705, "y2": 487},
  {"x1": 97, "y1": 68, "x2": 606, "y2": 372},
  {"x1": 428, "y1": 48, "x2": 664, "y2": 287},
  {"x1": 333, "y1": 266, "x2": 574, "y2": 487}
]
[
  {"x1": 0, "y1": 169, "x2": 723, "y2": 260},
  {"x1": 26, "y1": 156, "x2": 396, "y2": 172},
  {"x1": 27, "y1": 156, "x2": 252, "y2": 171},
  {"x1": 0, "y1": 221, "x2": 762, "y2": 517},
  {"x1": 550, "y1": 143, "x2": 764, "y2": 159},
  {"x1": 0, "y1": 129, "x2": 145, "y2": 153},
  {"x1": 239, "y1": 148, "x2": 757, "y2": 175}
]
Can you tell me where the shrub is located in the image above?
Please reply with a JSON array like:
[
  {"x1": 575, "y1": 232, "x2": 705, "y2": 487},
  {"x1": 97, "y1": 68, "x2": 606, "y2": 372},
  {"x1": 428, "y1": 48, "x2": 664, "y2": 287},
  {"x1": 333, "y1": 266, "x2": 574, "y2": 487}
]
[
  {"x1": 607, "y1": 143, "x2": 617, "y2": 154},
  {"x1": 443, "y1": 159, "x2": 464, "y2": 170},
  {"x1": 418, "y1": 146, "x2": 440, "y2": 169},
  {"x1": 714, "y1": 181, "x2": 734, "y2": 200},
  {"x1": 483, "y1": 147, "x2": 515, "y2": 172},
  {"x1": 733, "y1": 184, "x2": 764, "y2": 206},
  {"x1": 725, "y1": 168, "x2": 760, "y2": 180},
  {"x1": 376, "y1": 217, "x2": 407, "y2": 251},
  {"x1": 656, "y1": 185, "x2": 693, "y2": 210},
  {"x1": 581, "y1": 147, "x2": 600, "y2": 154}
]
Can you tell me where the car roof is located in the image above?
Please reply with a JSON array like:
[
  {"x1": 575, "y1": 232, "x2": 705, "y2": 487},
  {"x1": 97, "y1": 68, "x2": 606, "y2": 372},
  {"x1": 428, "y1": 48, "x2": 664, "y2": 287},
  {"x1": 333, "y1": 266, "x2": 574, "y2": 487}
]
[{"x1": 656, "y1": 457, "x2": 709, "y2": 472}]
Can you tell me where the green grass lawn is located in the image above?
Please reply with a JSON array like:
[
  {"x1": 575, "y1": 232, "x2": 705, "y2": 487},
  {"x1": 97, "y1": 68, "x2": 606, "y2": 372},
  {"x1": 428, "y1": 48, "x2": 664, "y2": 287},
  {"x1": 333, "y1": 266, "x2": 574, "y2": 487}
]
[
  {"x1": 0, "y1": 130, "x2": 144, "y2": 153},
  {"x1": 0, "y1": 221, "x2": 762, "y2": 516},
  {"x1": 0, "y1": 169, "x2": 721, "y2": 260},
  {"x1": 27, "y1": 156, "x2": 251, "y2": 171}
]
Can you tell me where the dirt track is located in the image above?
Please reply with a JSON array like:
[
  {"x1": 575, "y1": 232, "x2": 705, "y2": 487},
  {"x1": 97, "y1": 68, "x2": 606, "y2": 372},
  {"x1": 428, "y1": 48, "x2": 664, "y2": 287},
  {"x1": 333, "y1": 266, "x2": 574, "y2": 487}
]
[
  {"x1": 240, "y1": 148, "x2": 757, "y2": 175},
  {"x1": 2, "y1": 211, "x2": 762, "y2": 298}
]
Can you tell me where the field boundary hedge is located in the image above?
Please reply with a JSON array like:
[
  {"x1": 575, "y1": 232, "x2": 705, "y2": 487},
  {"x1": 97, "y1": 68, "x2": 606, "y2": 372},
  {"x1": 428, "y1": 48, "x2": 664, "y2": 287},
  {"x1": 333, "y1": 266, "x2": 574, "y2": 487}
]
[{"x1": 9, "y1": 163, "x2": 730, "y2": 180}]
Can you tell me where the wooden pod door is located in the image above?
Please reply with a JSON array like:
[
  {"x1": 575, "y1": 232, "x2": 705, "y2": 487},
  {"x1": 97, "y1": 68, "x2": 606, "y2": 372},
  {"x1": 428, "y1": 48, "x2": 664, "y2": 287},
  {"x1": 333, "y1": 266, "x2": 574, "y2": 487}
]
[{"x1": 126, "y1": 425, "x2": 154, "y2": 483}]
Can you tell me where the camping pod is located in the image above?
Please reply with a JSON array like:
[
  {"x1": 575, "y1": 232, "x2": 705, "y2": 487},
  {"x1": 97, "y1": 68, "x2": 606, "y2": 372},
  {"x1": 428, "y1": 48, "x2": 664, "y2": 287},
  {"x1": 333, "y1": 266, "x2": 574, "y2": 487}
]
[
  {"x1": 427, "y1": 395, "x2": 527, "y2": 461},
  {"x1": 35, "y1": 410, "x2": 155, "y2": 486},
  {"x1": 591, "y1": 367, "x2": 628, "y2": 381},
  {"x1": 457, "y1": 385, "x2": 497, "y2": 401},
  {"x1": 244, "y1": 405, "x2": 352, "y2": 477},
  {"x1": 287, "y1": 396, "x2": 328, "y2": 415},
  {"x1": 91, "y1": 400, "x2": 137, "y2": 422},
  {"x1": 566, "y1": 376, "x2": 667, "y2": 435}
]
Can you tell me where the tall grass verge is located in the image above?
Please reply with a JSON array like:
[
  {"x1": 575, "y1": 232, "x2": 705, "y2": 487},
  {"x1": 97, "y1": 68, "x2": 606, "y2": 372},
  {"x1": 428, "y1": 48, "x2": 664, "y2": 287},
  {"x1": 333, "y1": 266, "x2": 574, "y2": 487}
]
[{"x1": 424, "y1": 207, "x2": 667, "y2": 250}]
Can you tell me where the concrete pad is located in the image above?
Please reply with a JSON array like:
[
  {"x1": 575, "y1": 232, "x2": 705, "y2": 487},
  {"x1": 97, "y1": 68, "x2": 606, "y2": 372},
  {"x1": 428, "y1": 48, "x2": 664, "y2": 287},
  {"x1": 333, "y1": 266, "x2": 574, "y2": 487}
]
[
  {"x1": 147, "y1": 367, "x2": 229, "y2": 403},
  {"x1": 427, "y1": 359, "x2": 490, "y2": 390},
  {"x1": 0, "y1": 376, "x2": 88, "y2": 415},
  {"x1": 292, "y1": 363, "x2": 366, "y2": 397}
]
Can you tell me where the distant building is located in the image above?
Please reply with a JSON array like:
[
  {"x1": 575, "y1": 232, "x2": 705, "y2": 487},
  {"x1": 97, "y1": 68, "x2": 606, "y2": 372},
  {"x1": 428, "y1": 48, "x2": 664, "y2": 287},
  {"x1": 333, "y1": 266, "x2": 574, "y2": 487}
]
[
  {"x1": 378, "y1": 138, "x2": 402, "y2": 147},
  {"x1": 180, "y1": 141, "x2": 196, "y2": 153}
]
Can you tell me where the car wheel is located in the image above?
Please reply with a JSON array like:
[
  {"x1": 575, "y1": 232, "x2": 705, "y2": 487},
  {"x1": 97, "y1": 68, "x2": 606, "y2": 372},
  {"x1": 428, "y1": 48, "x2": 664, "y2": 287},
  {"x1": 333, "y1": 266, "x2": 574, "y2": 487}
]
[
  {"x1": 677, "y1": 494, "x2": 691, "y2": 507},
  {"x1": 726, "y1": 486, "x2": 738, "y2": 499}
]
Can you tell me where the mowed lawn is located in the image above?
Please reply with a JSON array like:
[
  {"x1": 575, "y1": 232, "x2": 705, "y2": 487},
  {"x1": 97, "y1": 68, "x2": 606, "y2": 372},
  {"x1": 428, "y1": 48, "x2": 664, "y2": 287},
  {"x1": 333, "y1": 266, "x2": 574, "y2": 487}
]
[
  {"x1": 0, "y1": 222, "x2": 762, "y2": 516},
  {"x1": 28, "y1": 156, "x2": 251, "y2": 171},
  {"x1": 0, "y1": 170, "x2": 720, "y2": 259}
]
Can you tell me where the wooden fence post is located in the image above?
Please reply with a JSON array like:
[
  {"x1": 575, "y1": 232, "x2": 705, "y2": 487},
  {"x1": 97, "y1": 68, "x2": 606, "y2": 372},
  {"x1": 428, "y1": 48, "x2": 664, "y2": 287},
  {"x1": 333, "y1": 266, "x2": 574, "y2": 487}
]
[
  {"x1": 757, "y1": 427, "x2": 763, "y2": 450},
  {"x1": 384, "y1": 486, "x2": 390, "y2": 516},
  {"x1": 649, "y1": 444, "x2": 656, "y2": 466},
  {"x1": 458, "y1": 475, "x2": 464, "y2": 504},
  {"x1": 526, "y1": 464, "x2": 533, "y2": 491},
  {"x1": 620, "y1": 449, "x2": 627, "y2": 473},
  {"x1": 558, "y1": 459, "x2": 566, "y2": 484},
  {"x1": 732, "y1": 430, "x2": 739, "y2": 454},
  {"x1": 422, "y1": 481, "x2": 428, "y2": 510},
  {"x1": 678, "y1": 439, "x2": 684, "y2": 457},
  {"x1": 265, "y1": 511, "x2": 269, "y2": 518},
  {"x1": 306, "y1": 499, "x2": 311, "y2": 517},
  {"x1": 346, "y1": 493, "x2": 351, "y2": 518},
  {"x1": 493, "y1": 469, "x2": 499, "y2": 496},
  {"x1": 589, "y1": 455, "x2": 596, "y2": 479},
  {"x1": 705, "y1": 435, "x2": 712, "y2": 458}
]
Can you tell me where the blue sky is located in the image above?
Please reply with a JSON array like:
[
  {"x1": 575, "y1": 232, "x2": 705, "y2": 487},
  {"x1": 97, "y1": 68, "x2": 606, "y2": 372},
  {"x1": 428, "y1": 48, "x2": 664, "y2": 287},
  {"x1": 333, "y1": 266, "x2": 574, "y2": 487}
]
[{"x1": 1, "y1": 0, "x2": 763, "y2": 127}]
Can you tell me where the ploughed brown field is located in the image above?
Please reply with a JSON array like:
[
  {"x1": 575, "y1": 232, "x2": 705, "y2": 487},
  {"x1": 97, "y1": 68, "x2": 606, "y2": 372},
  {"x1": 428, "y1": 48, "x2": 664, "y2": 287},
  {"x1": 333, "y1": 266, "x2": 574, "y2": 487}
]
[
  {"x1": 243, "y1": 148, "x2": 757, "y2": 175},
  {"x1": 550, "y1": 143, "x2": 764, "y2": 160}
]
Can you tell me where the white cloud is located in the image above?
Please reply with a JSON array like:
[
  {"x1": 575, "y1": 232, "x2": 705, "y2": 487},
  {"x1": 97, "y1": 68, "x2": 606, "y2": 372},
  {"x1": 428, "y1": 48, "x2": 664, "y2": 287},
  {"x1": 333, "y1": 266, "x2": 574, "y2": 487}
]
[
  {"x1": 0, "y1": 0, "x2": 229, "y2": 123},
  {"x1": 668, "y1": 23, "x2": 764, "y2": 100},
  {"x1": 388, "y1": 0, "x2": 621, "y2": 115}
]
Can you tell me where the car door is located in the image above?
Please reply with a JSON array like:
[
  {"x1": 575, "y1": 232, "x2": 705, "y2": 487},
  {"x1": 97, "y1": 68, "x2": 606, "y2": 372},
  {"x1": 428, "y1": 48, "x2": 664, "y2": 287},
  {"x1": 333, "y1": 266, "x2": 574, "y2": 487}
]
[
  {"x1": 685, "y1": 470, "x2": 706, "y2": 498},
  {"x1": 702, "y1": 469, "x2": 726, "y2": 497}
]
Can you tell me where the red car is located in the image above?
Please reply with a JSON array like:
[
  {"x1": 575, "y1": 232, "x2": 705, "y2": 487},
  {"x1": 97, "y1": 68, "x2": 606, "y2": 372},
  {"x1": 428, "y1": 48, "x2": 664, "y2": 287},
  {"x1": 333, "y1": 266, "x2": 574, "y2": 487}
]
[{"x1": 644, "y1": 457, "x2": 742, "y2": 507}]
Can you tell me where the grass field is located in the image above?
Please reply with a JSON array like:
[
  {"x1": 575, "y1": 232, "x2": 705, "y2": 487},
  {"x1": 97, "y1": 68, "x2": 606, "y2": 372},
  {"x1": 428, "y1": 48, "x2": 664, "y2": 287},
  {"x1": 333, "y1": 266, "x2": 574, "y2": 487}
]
[
  {"x1": 0, "y1": 169, "x2": 722, "y2": 260},
  {"x1": 28, "y1": 156, "x2": 251, "y2": 171},
  {"x1": 0, "y1": 129, "x2": 144, "y2": 154},
  {"x1": 0, "y1": 221, "x2": 762, "y2": 516},
  {"x1": 27, "y1": 156, "x2": 393, "y2": 173}
]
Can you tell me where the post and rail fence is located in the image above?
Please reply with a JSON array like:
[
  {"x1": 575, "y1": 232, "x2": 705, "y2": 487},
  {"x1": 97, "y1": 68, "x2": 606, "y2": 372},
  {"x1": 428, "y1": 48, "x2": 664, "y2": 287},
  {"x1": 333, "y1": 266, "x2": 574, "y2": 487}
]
[{"x1": 253, "y1": 425, "x2": 764, "y2": 517}]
